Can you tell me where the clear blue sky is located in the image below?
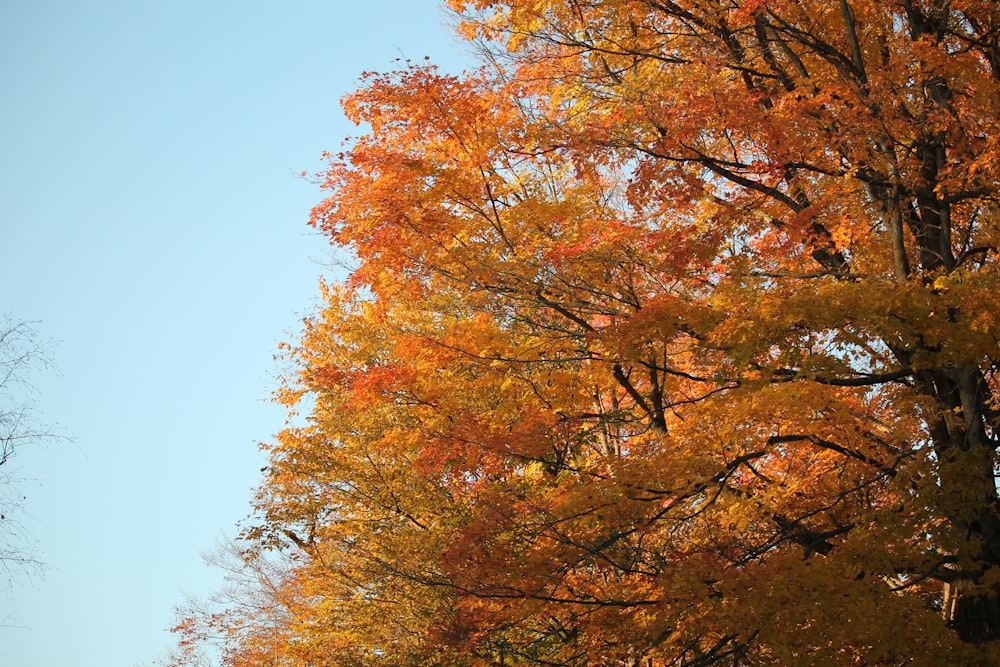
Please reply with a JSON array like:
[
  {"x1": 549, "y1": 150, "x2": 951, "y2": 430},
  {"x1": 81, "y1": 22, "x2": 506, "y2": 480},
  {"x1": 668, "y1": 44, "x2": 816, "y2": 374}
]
[{"x1": 0, "y1": 2, "x2": 468, "y2": 665}]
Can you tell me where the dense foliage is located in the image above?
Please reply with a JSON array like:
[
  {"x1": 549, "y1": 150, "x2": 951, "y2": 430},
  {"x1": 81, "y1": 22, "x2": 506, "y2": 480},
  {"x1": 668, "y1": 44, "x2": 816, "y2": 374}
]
[{"x1": 173, "y1": 1, "x2": 1000, "y2": 665}]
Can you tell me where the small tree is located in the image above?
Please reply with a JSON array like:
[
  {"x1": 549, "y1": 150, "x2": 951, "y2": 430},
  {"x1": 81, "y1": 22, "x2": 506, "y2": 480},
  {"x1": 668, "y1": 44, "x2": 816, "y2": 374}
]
[{"x1": 0, "y1": 317, "x2": 59, "y2": 584}]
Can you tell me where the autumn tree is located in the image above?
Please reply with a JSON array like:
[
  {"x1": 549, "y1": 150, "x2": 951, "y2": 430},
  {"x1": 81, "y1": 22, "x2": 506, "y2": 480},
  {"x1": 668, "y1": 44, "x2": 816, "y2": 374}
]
[{"x1": 175, "y1": 1, "x2": 1000, "y2": 665}]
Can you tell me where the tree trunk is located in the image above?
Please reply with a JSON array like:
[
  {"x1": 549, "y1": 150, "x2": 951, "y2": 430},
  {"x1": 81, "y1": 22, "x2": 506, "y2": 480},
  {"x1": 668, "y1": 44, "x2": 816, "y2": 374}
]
[{"x1": 925, "y1": 365, "x2": 1000, "y2": 643}]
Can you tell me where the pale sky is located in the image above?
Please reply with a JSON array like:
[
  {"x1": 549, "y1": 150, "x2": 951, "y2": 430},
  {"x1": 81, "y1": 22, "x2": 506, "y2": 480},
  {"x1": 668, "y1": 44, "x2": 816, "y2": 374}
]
[{"x1": 0, "y1": 1, "x2": 468, "y2": 665}]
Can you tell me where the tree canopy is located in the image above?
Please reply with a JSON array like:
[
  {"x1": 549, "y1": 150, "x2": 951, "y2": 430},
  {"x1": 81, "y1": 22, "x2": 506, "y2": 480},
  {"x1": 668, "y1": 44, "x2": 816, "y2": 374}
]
[{"x1": 172, "y1": 1, "x2": 1000, "y2": 665}]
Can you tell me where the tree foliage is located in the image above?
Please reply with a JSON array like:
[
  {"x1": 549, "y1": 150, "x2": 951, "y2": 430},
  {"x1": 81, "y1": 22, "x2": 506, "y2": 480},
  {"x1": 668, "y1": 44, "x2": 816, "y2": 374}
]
[{"x1": 175, "y1": 1, "x2": 1000, "y2": 664}]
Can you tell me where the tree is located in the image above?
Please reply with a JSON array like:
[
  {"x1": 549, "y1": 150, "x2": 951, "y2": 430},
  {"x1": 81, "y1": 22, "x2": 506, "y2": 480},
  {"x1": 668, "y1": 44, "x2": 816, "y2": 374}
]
[
  {"x1": 0, "y1": 317, "x2": 58, "y2": 584},
  {"x1": 175, "y1": 1, "x2": 1000, "y2": 664}
]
